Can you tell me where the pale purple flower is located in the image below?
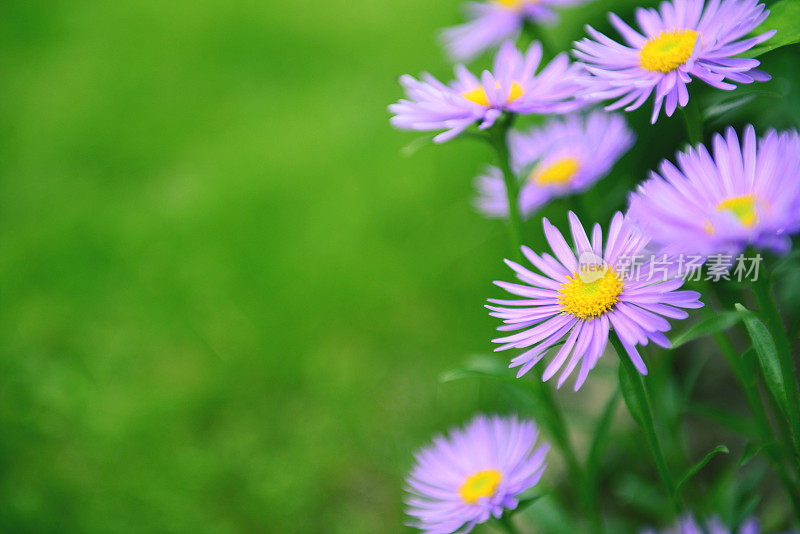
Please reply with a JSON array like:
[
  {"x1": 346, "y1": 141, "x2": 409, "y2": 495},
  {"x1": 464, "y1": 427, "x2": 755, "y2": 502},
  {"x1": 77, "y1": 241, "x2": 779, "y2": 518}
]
[
  {"x1": 573, "y1": 0, "x2": 776, "y2": 123},
  {"x1": 389, "y1": 41, "x2": 584, "y2": 143},
  {"x1": 642, "y1": 514, "x2": 759, "y2": 534},
  {"x1": 442, "y1": 0, "x2": 590, "y2": 61},
  {"x1": 627, "y1": 125, "x2": 800, "y2": 256},
  {"x1": 487, "y1": 211, "x2": 703, "y2": 390},
  {"x1": 405, "y1": 414, "x2": 549, "y2": 534},
  {"x1": 475, "y1": 111, "x2": 635, "y2": 219}
]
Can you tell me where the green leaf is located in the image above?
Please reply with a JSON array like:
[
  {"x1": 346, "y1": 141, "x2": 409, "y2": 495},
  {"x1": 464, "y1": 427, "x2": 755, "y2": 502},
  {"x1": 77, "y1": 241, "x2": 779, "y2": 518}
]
[
  {"x1": 670, "y1": 311, "x2": 742, "y2": 348},
  {"x1": 400, "y1": 133, "x2": 438, "y2": 156},
  {"x1": 739, "y1": 442, "x2": 760, "y2": 467},
  {"x1": 400, "y1": 131, "x2": 489, "y2": 156},
  {"x1": 737, "y1": 441, "x2": 779, "y2": 467},
  {"x1": 682, "y1": 353, "x2": 710, "y2": 406},
  {"x1": 515, "y1": 492, "x2": 545, "y2": 513},
  {"x1": 519, "y1": 493, "x2": 580, "y2": 534},
  {"x1": 618, "y1": 362, "x2": 643, "y2": 426},
  {"x1": 517, "y1": 160, "x2": 538, "y2": 183},
  {"x1": 742, "y1": 0, "x2": 800, "y2": 58},
  {"x1": 688, "y1": 402, "x2": 759, "y2": 438},
  {"x1": 735, "y1": 303, "x2": 789, "y2": 417},
  {"x1": 675, "y1": 445, "x2": 729, "y2": 497},
  {"x1": 741, "y1": 347, "x2": 758, "y2": 381},
  {"x1": 771, "y1": 249, "x2": 800, "y2": 278},
  {"x1": 440, "y1": 348, "x2": 565, "y2": 384},
  {"x1": 439, "y1": 354, "x2": 563, "y2": 447},
  {"x1": 439, "y1": 354, "x2": 515, "y2": 384},
  {"x1": 702, "y1": 89, "x2": 782, "y2": 122}
]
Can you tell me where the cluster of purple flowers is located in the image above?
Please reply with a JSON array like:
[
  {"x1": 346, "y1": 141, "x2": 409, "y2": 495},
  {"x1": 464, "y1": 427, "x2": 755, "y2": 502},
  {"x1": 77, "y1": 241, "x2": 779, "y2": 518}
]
[
  {"x1": 389, "y1": 0, "x2": 800, "y2": 532},
  {"x1": 475, "y1": 111, "x2": 635, "y2": 218}
]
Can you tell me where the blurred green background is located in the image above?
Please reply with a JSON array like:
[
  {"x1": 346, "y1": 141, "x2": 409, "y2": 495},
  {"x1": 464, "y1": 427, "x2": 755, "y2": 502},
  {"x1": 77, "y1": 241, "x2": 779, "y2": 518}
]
[
  {"x1": 1, "y1": 1, "x2": 798, "y2": 532},
  {"x1": 0, "y1": 1, "x2": 506, "y2": 531}
]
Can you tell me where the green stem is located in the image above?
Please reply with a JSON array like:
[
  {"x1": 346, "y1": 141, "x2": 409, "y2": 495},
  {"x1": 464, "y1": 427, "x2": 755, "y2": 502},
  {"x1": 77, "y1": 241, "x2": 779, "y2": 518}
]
[
  {"x1": 530, "y1": 378, "x2": 601, "y2": 533},
  {"x1": 751, "y1": 269, "x2": 800, "y2": 465},
  {"x1": 610, "y1": 332, "x2": 681, "y2": 512},
  {"x1": 487, "y1": 114, "x2": 523, "y2": 262},
  {"x1": 573, "y1": 190, "x2": 596, "y2": 222},
  {"x1": 489, "y1": 113, "x2": 600, "y2": 532},
  {"x1": 680, "y1": 97, "x2": 703, "y2": 146}
]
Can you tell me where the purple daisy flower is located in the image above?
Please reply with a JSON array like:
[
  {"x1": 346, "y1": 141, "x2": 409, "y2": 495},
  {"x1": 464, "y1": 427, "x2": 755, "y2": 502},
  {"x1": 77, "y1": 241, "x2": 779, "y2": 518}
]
[
  {"x1": 573, "y1": 0, "x2": 776, "y2": 123},
  {"x1": 487, "y1": 211, "x2": 703, "y2": 390},
  {"x1": 405, "y1": 414, "x2": 549, "y2": 534},
  {"x1": 627, "y1": 125, "x2": 800, "y2": 256},
  {"x1": 441, "y1": 0, "x2": 590, "y2": 61},
  {"x1": 389, "y1": 41, "x2": 584, "y2": 143},
  {"x1": 475, "y1": 111, "x2": 635, "y2": 219},
  {"x1": 642, "y1": 514, "x2": 759, "y2": 534}
]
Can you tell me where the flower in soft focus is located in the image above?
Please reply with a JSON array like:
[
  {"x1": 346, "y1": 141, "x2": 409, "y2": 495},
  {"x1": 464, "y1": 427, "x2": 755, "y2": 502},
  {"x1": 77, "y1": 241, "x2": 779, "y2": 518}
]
[
  {"x1": 642, "y1": 514, "x2": 759, "y2": 534},
  {"x1": 628, "y1": 125, "x2": 800, "y2": 256},
  {"x1": 442, "y1": 0, "x2": 590, "y2": 61},
  {"x1": 572, "y1": 0, "x2": 775, "y2": 123},
  {"x1": 487, "y1": 212, "x2": 702, "y2": 390},
  {"x1": 475, "y1": 111, "x2": 635, "y2": 219},
  {"x1": 405, "y1": 414, "x2": 549, "y2": 534},
  {"x1": 389, "y1": 41, "x2": 584, "y2": 143}
]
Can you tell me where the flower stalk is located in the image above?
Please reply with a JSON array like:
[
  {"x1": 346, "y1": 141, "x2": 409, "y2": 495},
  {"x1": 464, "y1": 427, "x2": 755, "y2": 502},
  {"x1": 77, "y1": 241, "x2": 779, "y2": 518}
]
[
  {"x1": 491, "y1": 117, "x2": 601, "y2": 533},
  {"x1": 487, "y1": 114, "x2": 523, "y2": 261},
  {"x1": 611, "y1": 332, "x2": 682, "y2": 512},
  {"x1": 680, "y1": 98, "x2": 703, "y2": 146}
]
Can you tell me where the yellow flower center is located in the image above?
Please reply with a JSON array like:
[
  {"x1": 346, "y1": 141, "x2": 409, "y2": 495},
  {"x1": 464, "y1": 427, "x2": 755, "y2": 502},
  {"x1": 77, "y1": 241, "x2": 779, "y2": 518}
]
[
  {"x1": 559, "y1": 267, "x2": 624, "y2": 320},
  {"x1": 462, "y1": 81, "x2": 524, "y2": 106},
  {"x1": 639, "y1": 29, "x2": 699, "y2": 73},
  {"x1": 530, "y1": 157, "x2": 581, "y2": 186},
  {"x1": 496, "y1": 0, "x2": 525, "y2": 9},
  {"x1": 717, "y1": 194, "x2": 759, "y2": 227},
  {"x1": 459, "y1": 469, "x2": 503, "y2": 505}
]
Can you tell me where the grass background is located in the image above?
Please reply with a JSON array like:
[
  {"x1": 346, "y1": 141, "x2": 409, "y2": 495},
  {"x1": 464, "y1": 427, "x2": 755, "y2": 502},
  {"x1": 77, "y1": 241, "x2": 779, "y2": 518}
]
[
  {"x1": 0, "y1": 2, "x2": 505, "y2": 532},
  {"x1": 1, "y1": 1, "x2": 798, "y2": 532}
]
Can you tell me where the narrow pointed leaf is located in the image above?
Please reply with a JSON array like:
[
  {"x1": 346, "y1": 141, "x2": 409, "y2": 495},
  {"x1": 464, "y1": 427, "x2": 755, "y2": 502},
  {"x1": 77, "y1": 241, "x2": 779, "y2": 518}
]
[
  {"x1": 735, "y1": 303, "x2": 789, "y2": 417},
  {"x1": 519, "y1": 493, "x2": 580, "y2": 534},
  {"x1": 675, "y1": 445, "x2": 729, "y2": 497},
  {"x1": 670, "y1": 311, "x2": 741, "y2": 348},
  {"x1": 688, "y1": 402, "x2": 758, "y2": 437},
  {"x1": 439, "y1": 354, "x2": 516, "y2": 384},
  {"x1": 739, "y1": 442, "x2": 760, "y2": 467},
  {"x1": 515, "y1": 492, "x2": 545, "y2": 513},
  {"x1": 400, "y1": 133, "x2": 438, "y2": 156},
  {"x1": 439, "y1": 353, "x2": 564, "y2": 450},
  {"x1": 738, "y1": 441, "x2": 779, "y2": 467}
]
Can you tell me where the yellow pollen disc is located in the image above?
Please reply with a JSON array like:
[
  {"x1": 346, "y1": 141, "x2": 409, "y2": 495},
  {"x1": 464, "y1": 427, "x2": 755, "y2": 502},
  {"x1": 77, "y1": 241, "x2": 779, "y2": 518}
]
[
  {"x1": 459, "y1": 469, "x2": 503, "y2": 505},
  {"x1": 530, "y1": 157, "x2": 581, "y2": 186},
  {"x1": 717, "y1": 194, "x2": 759, "y2": 228},
  {"x1": 496, "y1": 0, "x2": 525, "y2": 8},
  {"x1": 559, "y1": 267, "x2": 624, "y2": 320},
  {"x1": 639, "y1": 29, "x2": 699, "y2": 73},
  {"x1": 462, "y1": 81, "x2": 524, "y2": 106}
]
